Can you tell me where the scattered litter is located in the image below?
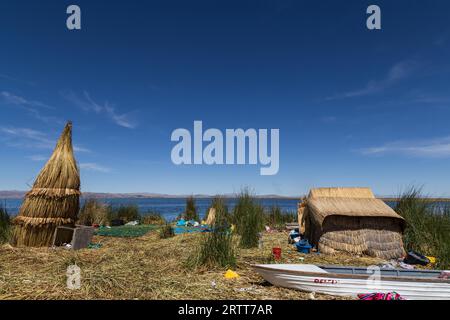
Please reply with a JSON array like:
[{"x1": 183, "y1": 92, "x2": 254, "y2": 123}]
[
  {"x1": 358, "y1": 292, "x2": 405, "y2": 300},
  {"x1": 380, "y1": 259, "x2": 415, "y2": 270},
  {"x1": 125, "y1": 220, "x2": 139, "y2": 226},
  {"x1": 174, "y1": 225, "x2": 210, "y2": 235},
  {"x1": 380, "y1": 261, "x2": 397, "y2": 269},
  {"x1": 426, "y1": 256, "x2": 436, "y2": 264},
  {"x1": 224, "y1": 269, "x2": 240, "y2": 279},
  {"x1": 211, "y1": 281, "x2": 217, "y2": 288},
  {"x1": 176, "y1": 219, "x2": 186, "y2": 226},
  {"x1": 399, "y1": 261, "x2": 414, "y2": 270},
  {"x1": 404, "y1": 251, "x2": 430, "y2": 266},
  {"x1": 64, "y1": 243, "x2": 72, "y2": 249},
  {"x1": 308, "y1": 292, "x2": 316, "y2": 300},
  {"x1": 236, "y1": 286, "x2": 258, "y2": 292},
  {"x1": 272, "y1": 247, "x2": 282, "y2": 260},
  {"x1": 298, "y1": 257, "x2": 305, "y2": 262}
]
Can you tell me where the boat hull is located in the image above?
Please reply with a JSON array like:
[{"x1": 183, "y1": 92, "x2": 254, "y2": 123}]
[{"x1": 253, "y1": 264, "x2": 450, "y2": 300}]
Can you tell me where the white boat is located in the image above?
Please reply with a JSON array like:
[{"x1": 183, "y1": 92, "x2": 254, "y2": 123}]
[{"x1": 252, "y1": 264, "x2": 450, "y2": 300}]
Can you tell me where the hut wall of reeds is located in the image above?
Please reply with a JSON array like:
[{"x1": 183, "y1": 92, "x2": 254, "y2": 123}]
[
  {"x1": 11, "y1": 122, "x2": 80, "y2": 247},
  {"x1": 300, "y1": 187, "x2": 405, "y2": 259}
]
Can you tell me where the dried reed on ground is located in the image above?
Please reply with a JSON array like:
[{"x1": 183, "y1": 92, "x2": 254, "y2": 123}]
[
  {"x1": 11, "y1": 122, "x2": 80, "y2": 247},
  {"x1": 0, "y1": 230, "x2": 371, "y2": 300}
]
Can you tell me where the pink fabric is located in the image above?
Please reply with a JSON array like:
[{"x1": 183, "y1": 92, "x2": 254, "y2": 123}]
[{"x1": 357, "y1": 292, "x2": 405, "y2": 300}]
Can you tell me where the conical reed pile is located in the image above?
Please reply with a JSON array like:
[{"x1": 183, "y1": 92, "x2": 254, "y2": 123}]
[{"x1": 11, "y1": 122, "x2": 80, "y2": 247}]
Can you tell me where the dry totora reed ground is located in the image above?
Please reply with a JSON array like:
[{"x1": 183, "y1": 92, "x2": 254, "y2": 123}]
[{"x1": 0, "y1": 230, "x2": 382, "y2": 300}]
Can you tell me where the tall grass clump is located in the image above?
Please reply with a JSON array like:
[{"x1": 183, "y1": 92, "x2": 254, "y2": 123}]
[
  {"x1": 186, "y1": 197, "x2": 236, "y2": 269},
  {"x1": 206, "y1": 196, "x2": 231, "y2": 226},
  {"x1": 184, "y1": 196, "x2": 198, "y2": 221},
  {"x1": 232, "y1": 189, "x2": 264, "y2": 248},
  {"x1": 265, "y1": 206, "x2": 297, "y2": 230},
  {"x1": 395, "y1": 187, "x2": 450, "y2": 269},
  {"x1": 141, "y1": 211, "x2": 166, "y2": 225},
  {"x1": 78, "y1": 199, "x2": 110, "y2": 226},
  {"x1": 0, "y1": 205, "x2": 11, "y2": 244},
  {"x1": 159, "y1": 223, "x2": 175, "y2": 239},
  {"x1": 112, "y1": 204, "x2": 141, "y2": 223}
]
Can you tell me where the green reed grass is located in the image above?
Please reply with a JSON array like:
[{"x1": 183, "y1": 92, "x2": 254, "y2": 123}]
[
  {"x1": 395, "y1": 187, "x2": 450, "y2": 269},
  {"x1": 184, "y1": 196, "x2": 199, "y2": 221},
  {"x1": 264, "y1": 206, "x2": 297, "y2": 230},
  {"x1": 232, "y1": 189, "x2": 264, "y2": 248},
  {"x1": 78, "y1": 199, "x2": 110, "y2": 226},
  {"x1": 159, "y1": 223, "x2": 175, "y2": 239},
  {"x1": 141, "y1": 211, "x2": 166, "y2": 225},
  {"x1": 0, "y1": 204, "x2": 11, "y2": 244},
  {"x1": 186, "y1": 197, "x2": 236, "y2": 269},
  {"x1": 111, "y1": 204, "x2": 141, "y2": 223}
]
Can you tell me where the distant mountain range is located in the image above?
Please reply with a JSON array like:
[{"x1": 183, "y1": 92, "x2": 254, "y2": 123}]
[
  {"x1": 0, "y1": 190, "x2": 299, "y2": 199},
  {"x1": 2, "y1": 190, "x2": 449, "y2": 201}
]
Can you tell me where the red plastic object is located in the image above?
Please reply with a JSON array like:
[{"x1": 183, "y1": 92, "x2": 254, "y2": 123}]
[{"x1": 272, "y1": 247, "x2": 282, "y2": 260}]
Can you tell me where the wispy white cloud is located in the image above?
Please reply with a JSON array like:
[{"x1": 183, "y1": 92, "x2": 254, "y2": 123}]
[
  {"x1": 26, "y1": 155, "x2": 47, "y2": 161},
  {"x1": 327, "y1": 60, "x2": 419, "y2": 100},
  {"x1": 359, "y1": 136, "x2": 450, "y2": 158},
  {"x1": 0, "y1": 126, "x2": 54, "y2": 149},
  {"x1": 62, "y1": 91, "x2": 137, "y2": 129},
  {"x1": 79, "y1": 162, "x2": 111, "y2": 173},
  {"x1": 0, "y1": 126, "x2": 90, "y2": 152},
  {"x1": 1, "y1": 91, "x2": 53, "y2": 109},
  {"x1": 0, "y1": 91, "x2": 63, "y2": 124}
]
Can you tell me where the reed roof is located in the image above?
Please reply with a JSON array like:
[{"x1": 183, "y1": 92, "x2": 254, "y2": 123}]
[{"x1": 306, "y1": 187, "x2": 404, "y2": 228}]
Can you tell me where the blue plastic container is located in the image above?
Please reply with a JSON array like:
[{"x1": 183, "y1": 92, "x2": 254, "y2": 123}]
[
  {"x1": 296, "y1": 244, "x2": 312, "y2": 254},
  {"x1": 295, "y1": 240, "x2": 312, "y2": 254}
]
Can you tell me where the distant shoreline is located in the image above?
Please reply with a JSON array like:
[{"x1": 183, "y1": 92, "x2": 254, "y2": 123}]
[
  {"x1": 2, "y1": 190, "x2": 450, "y2": 202},
  {"x1": 0, "y1": 190, "x2": 298, "y2": 200}
]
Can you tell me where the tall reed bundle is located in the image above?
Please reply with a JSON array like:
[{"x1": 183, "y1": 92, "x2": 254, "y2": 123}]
[{"x1": 11, "y1": 122, "x2": 80, "y2": 247}]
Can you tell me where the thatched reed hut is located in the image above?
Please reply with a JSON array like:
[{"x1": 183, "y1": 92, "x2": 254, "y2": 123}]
[
  {"x1": 299, "y1": 187, "x2": 405, "y2": 259},
  {"x1": 11, "y1": 122, "x2": 80, "y2": 247}
]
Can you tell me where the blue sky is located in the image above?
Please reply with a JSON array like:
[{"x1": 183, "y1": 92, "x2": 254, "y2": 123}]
[{"x1": 1, "y1": 0, "x2": 450, "y2": 196}]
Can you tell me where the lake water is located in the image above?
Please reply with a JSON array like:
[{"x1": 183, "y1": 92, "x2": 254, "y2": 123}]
[
  {"x1": 2, "y1": 197, "x2": 300, "y2": 221},
  {"x1": 3, "y1": 198, "x2": 444, "y2": 221}
]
